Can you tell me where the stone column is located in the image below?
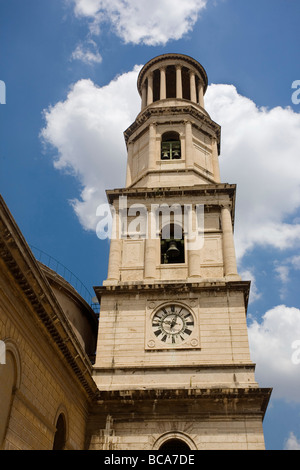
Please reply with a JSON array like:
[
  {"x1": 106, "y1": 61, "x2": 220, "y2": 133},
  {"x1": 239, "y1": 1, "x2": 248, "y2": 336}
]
[
  {"x1": 188, "y1": 250, "x2": 201, "y2": 278},
  {"x1": 125, "y1": 142, "x2": 133, "y2": 187},
  {"x1": 141, "y1": 82, "x2": 147, "y2": 109},
  {"x1": 212, "y1": 138, "x2": 221, "y2": 183},
  {"x1": 144, "y1": 211, "x2": 157, "y2": 279},
  {"x1": 148, "y1": 123, "x2": 156, "y2": 170},
  {"x1": 160, "y1": 67, "x2": 166, "y2": 100},
  {"x1": 185, "y1": 120, "x2": 193, "y2": 167},
  {"x1": 176, "y1": 65, "x2": 182, "y2": 99},
  {"x1": 147, "y1": 73, "x2": 153, "y2": 106},
  {"x1": 187, "y1": 207, "x2": 202, "y2": 278},
  {"x1": 221, "y1": 206, "x2": 238, "y2": 277},
  {"x1": 198, "y1": 81, "x2": 204, "y2": 108},
  {"x1": 190, "y1": 71, "x2": 197, "y2": 103},
  {"x1": 107, "y1": 210, "x2": 122, "y2": 281}
]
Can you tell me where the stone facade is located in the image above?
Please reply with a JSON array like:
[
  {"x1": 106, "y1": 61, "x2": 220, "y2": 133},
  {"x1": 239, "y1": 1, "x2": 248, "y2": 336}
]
[
  {"x1": 0, "y1": 196, "x2": 98, "y2": 450},
  {"x1": 89, "y1": 54, "x2": 272, "y2": 450}
]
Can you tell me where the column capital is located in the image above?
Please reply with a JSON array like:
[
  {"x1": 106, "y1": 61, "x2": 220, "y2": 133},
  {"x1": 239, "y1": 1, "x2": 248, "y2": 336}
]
[{"x1": 220, "y1": 203, "x2": 232, "y2": 211}]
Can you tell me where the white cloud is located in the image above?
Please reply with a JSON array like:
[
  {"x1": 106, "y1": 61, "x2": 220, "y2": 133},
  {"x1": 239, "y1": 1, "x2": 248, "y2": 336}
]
[
  {"x1": 41, "y1": 67, "x2": 300, "y2": 262},
  {"x1": 71, "y1": 0, "x2": 208, "y2": 45},
  {"x1": 248, "y1": 305, "x2": 300, "y2": 403},
  {"x1": 205, "y1": 84, "x2": 300, "y2": 259},
  {"x1": 71, "y1": 40, "x2": 102, "y2": 64},
  {"x1": 284, "y1": 432, "x2": 300, "y2": 450},
  {"x1": 272, "y1": 255, "x2": 300, "y2": 300},
  {"x1": 40, "y1": 66, "x2": 141, "y2": 230},
  {"x1": 289, "y1": 255, "x2": 300, "y2": 270},
  {"x1": 274, "y1": 264, "x2": 290, "y2": 284},
  {"x1": 239, "y1": 268, "x2": 261, "y2": 303}
]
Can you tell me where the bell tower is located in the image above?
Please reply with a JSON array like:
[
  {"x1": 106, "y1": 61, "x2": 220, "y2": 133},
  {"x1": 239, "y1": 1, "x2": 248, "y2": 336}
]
[{"x1": 89, "y1": 54, "x2": 271, "y2": 451}]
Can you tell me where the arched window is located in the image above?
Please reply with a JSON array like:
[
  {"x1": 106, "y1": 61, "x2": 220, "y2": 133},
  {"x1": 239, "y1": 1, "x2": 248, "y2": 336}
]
[
  {"x1": 0, "y1": 351, "x2": 16, "y2": 447},
  {"x1": 159, "y1": 438, "x2": 191, "y2": 452},
  {"x1": 161, "y1": 131, "x2": 181, "y2": 160},
  {"x1": 0, "y1": 341, "x2": 21, "y2": 449},
  {"x1": 53, "y1": 413, "x2": 66, "y2": 450},
  {"x1": 161, "y1": 223, "x2": 185, "y2": 265}
]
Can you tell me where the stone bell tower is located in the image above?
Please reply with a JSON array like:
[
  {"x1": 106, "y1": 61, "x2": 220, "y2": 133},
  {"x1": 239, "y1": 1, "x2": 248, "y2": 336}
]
[{"x1": 88, "y1": 54, "x2": 271, "y2": 451}]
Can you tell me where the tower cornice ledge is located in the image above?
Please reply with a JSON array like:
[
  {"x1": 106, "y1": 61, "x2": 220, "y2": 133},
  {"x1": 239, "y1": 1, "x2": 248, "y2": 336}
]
[
  {"x1": 94, "y1": 280, "x2": 251, "y2": 311},
  {"x1": 106, "y1": 183, "x2": 236, "y2": 203},
  {"x1": 94, "y1": 387, "x2": 272, "y2": 420},
  {"x1": 124, "y1": 102, "x2": 221, "y2": 146},
  {"x1": 106, "y1": 183, "x2": 236, "y2": 226}
]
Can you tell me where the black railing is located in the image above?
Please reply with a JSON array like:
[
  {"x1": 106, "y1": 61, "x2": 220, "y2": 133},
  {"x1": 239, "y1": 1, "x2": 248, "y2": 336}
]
[{"x1": 29, "y1": 245, "x2": 100, "y2": 314}]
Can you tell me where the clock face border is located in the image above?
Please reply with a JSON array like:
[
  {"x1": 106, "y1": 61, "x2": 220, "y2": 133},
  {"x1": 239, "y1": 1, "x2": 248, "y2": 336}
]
[{"x1": 145, "y1": 300, "x2": 200, "y2": 351}]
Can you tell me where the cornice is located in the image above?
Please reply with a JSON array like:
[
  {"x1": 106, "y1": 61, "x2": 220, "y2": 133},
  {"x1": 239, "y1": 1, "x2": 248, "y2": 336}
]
[
  {"x1": 94, "y1": 280, "x2": 251, "y2": 311},
  {"x1": 124, "y1": 102, "x2": 221, "y2": 145},
  {"x1": 105, "y1": 183, "x2": 237, "y2": 230},
  {"x1": 106, "y1": 183, "x2": 236, "y2": 201},
  {"x1": 94, "y1": 387, "x2": 272, "y2": 418}
]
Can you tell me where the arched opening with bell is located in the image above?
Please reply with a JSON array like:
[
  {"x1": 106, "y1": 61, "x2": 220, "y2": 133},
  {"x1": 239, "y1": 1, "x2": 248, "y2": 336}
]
[
  {"x1": 160, "y1": 223, "x2": 185, "y2": 265},
  {"x1": 161, "y1": 131, "x2": 181, "y2": 160}
]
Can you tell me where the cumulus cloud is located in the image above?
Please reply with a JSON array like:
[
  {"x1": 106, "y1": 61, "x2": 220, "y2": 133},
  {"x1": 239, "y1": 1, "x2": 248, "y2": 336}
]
[
  {"x1": 205, "y1": 84, "x2": 300, "y2": 259},
  {"x1": 40, "y1": 66, "x2": 141, "y2": 230},
  {"x1": 272, "y1": 255, "x2": 300, "y2": 300},
  {"x1": 248, "y1": 305, "x2": 300, "y2": 403},
  {"x1": 40, "y1": 64, "x2": 300, "y2": 413},
  {"x1": 41, "y1": 67, "x2": 300, "y2": 262},
  {"x1": 284, "y1": 432, "x2": 300, "y2": 450},
  {"x1": 239, "y1": 268, "x2": 261, "y2": 303},
  {"x1": 71, "y1": 39, "x2": 102, "y2": 65},
  {"x1": 71, "y1": 0, "x2": 208, "y2": 45}
]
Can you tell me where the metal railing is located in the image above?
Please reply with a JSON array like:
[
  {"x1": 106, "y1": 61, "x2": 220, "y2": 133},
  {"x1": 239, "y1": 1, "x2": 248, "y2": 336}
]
[{"x1": 29, "y1": 245, "x2": 100, "y2": 314}]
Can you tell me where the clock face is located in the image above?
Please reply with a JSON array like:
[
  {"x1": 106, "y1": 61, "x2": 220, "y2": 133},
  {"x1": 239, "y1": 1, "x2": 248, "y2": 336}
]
[{"x1": 152, "y1": 304, "x2": 194, "y2": 345}]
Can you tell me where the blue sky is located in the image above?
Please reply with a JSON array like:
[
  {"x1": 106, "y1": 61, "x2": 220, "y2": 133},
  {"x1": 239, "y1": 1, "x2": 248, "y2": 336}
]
[{"x1": 1, "y1": 0, "x2": 300, "y2": 450}]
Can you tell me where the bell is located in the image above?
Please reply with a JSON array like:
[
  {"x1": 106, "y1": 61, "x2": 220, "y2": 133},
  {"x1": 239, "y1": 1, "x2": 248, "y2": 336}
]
[{"x1": 166, "y1": 240, "x2": 180, "y2": 259}]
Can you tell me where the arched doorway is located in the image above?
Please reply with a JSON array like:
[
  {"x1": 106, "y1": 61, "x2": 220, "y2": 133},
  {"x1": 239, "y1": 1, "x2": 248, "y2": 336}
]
[
  {"x1": 53, "y1": 413, "x2": 66, "y2": 450},
  {"x1": 159, "y1": 438, "x2": 191, "y2": 452}
]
